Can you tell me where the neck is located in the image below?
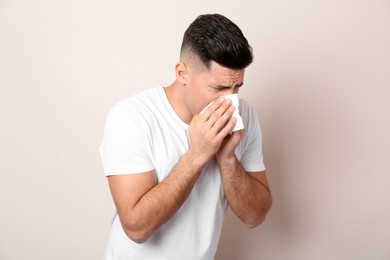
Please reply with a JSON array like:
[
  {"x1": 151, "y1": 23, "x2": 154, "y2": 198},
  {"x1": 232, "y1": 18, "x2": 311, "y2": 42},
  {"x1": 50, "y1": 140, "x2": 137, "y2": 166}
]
[{"x1": 164, "y1": 81, "x2": 193, "y2": 124}]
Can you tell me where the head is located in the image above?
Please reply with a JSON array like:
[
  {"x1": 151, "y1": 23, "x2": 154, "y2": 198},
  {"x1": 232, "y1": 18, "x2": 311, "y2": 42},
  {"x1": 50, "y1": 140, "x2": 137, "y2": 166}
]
[
  {"x1": 174, "y1": 14, "x2": 253, "y2": 120},
  {"x1": 180, "y1": 13, "x2": 253, "y2": 70}
]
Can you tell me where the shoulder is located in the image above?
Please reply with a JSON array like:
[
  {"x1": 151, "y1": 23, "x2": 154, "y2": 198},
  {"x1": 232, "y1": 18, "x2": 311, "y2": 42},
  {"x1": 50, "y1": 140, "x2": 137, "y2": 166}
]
[
  {"x1": 238, "y1": 98, "x2": 262, "y2": 136},
  {"x1": 112, "y1": 87, "x2": 160, "y2": 112},
  {"x1": 106, "y1": 87, "x2": 161, "y2": 123},
  {"x1": 239, "y1": 98, "x2": 259, "y2": 124},
  {"x1": 239, "y1": 98, "x2": 256, "y2": 117}
]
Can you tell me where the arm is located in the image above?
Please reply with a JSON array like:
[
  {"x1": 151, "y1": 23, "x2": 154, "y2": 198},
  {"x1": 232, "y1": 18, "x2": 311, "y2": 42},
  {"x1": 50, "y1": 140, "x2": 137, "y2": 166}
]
[
  {"x1": 108, "y1": 150, "x2": 203, "y2": 243},
  {"x1": 217, "y1": 131, "x2": 272, "y2": 228},
  {"x1": 107, "y1": 97, "x2": 236, "y2": 243}
]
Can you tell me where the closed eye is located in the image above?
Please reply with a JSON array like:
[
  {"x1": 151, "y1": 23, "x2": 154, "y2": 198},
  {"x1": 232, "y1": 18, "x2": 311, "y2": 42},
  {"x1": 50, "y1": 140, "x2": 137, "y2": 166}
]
[{"x1": 209, "y1": 82, "x2": 244, "y2": 90}]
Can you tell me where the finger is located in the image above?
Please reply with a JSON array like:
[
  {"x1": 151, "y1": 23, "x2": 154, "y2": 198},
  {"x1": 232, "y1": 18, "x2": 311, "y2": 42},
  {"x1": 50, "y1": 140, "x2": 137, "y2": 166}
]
[
  {"x1": 230, "y1": 128, "x2": 245, "y2": 140},
  {"x1": 206, "y1": 99, "x2": 233, "y2": 128},
  {"x1": 211, "y1": 105, "x2": 235, "y2": 132},
  {"x1": 199, "y1": 97, "x2": 225, "y2": 121},
  {"x1": 216, "y1": 115, "x2": 237, "y2": 138}
]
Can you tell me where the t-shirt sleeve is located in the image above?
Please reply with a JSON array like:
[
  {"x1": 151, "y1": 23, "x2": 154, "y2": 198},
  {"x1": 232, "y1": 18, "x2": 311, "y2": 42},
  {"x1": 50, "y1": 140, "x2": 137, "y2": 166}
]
[
  {"x1": 99, "y1": 102, "x2": 154, "y2": 176},
  {"x1": 238, "y1": 100, "x2": 266, "y2": 172}
]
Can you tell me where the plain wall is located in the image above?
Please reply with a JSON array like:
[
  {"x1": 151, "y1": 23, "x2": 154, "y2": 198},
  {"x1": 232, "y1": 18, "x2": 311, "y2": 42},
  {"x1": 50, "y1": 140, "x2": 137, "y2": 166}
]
[{"x1": 1, "y1": 1, "x2": 389, "y2": 259}]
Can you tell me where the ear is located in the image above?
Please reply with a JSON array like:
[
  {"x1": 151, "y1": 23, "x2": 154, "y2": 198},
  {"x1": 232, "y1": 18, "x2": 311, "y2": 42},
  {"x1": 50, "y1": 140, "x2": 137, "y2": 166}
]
[{"x1": 175, "y1": 61, "x2": 189, "y2": 85}]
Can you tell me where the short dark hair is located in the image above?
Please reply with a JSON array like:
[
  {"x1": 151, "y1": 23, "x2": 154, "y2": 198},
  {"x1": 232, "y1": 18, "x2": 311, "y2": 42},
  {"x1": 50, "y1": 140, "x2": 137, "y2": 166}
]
[{"x1": 180, "y1": 14, "x2": 253, "y2": 70}]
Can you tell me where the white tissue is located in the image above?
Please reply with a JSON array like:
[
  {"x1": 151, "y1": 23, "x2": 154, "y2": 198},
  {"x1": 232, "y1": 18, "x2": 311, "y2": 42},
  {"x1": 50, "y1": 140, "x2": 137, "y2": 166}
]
[{"x1": 200, "y1": 93, "x2": 244, "y2": 133}]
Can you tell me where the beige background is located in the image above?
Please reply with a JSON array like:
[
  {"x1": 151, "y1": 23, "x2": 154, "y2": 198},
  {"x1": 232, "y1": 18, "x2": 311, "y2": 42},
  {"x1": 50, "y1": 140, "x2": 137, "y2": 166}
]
[{"x1": 1, "y1": 1, "x2": 389, "y2": 259}]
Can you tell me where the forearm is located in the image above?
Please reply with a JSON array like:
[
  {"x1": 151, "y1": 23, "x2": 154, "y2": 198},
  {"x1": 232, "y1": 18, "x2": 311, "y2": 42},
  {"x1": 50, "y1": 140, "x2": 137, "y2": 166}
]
[
  {"x1": 122, "y1": 150, "x2": 205, "y2": 243},
  {"x1": 218, "y1": 156, "x2": 272, "y2": 228}
]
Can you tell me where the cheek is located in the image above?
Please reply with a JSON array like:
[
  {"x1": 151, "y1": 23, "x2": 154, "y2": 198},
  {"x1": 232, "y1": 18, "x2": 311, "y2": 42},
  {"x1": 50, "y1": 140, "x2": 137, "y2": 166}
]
[
  {"x1": 184, "y1": 85, "x2": 204, "y2": 115},
  {"x1": 187, "y1": 79, "x2": 220, "y2": 113},
  {"x1": 186, "y1": 85, "x2": 203, "y2": 112},
  {"x1": 197, "y1": 94, "x2": 222, "y2": 114},
  {"x1": 192, "y1": 94, "x2": 208, "y2": 114}
]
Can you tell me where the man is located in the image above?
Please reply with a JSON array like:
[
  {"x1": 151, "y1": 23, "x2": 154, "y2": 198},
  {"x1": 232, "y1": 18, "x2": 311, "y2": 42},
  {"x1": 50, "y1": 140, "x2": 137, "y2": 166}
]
[{"x1": 100, "y1": 13, "x2": 272, "y2": 260}]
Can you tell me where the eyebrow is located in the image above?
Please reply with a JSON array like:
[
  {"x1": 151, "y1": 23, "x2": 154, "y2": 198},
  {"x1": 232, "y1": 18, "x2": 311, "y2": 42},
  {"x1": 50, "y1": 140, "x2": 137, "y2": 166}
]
[{"x1": 210, "y1": 82, "x2": 244, "y2": 89}]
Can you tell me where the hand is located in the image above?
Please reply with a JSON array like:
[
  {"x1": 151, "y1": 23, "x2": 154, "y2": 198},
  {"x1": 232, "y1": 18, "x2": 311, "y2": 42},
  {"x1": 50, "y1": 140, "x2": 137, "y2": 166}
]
[
  {"x1": 216, "y1": 129, "x2": 244, "y2": 162},
  {"x1": 188, "y1": 97, "x2": 237, "y2": 164}
]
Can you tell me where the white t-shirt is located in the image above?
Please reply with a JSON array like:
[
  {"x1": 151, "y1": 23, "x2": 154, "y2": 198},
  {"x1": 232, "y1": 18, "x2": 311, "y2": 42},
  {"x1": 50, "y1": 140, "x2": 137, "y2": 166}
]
[{"x1": 100, "y1": 86, "x2": 265, "y2": 260}]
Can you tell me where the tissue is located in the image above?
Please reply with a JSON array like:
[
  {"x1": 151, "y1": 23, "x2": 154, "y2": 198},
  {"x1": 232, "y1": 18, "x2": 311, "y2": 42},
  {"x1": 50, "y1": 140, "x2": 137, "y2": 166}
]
[{"x1": 200, "y1": 93, "x2": 244, "y2": 133}]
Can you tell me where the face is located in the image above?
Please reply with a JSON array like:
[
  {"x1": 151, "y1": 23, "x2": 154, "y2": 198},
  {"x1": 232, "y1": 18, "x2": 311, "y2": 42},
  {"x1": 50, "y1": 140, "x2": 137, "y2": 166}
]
[{"x1": 183, "y1": 61, "x2": 245, "y2": 116}]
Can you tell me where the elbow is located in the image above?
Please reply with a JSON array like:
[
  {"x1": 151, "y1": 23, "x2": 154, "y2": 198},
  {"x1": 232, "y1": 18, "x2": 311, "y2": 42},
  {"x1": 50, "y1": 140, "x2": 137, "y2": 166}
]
[
  {"x1": 124, "y1": 231, "x2": 149, "y2": 244},
  {"x1": 122, "y1": 219, "x2": 152, "y2": 244},
  {"x1": 245, "y1": 215, "x2": 266, "y2": 229},
  {"x1": 245, "y1": 195, "x2": 273, "y2": 229},
  {"x1": 245, "y1": 220, "x2": 262, "y2": 229}
]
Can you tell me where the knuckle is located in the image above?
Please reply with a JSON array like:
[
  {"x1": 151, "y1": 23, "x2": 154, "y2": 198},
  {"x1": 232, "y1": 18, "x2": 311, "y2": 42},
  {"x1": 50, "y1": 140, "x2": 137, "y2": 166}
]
[{"x1": 209, "y1": 113, "x2": 220, "y2": 122}]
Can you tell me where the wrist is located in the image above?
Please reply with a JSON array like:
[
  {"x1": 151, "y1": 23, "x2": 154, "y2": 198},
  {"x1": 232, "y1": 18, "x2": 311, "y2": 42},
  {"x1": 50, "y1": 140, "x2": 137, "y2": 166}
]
[
  {"x1": 216, "y1": 154, "x2": 237, "y2": 168},
  {"x1": 184, "y1": 149, "x2": 209, "y2": 171}
]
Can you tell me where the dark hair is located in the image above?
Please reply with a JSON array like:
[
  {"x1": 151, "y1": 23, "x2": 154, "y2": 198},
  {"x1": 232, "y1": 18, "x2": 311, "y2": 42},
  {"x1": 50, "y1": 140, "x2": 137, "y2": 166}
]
[{"x1": 180, "y1": 14, "x2": 253, "y2": 70}]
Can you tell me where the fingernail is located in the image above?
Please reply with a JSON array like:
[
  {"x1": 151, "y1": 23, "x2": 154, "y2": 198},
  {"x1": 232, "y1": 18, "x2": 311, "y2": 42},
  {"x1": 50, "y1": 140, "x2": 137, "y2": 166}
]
[{"x1": 218, "y1": 97, "x2": 225, "y2": 102}]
